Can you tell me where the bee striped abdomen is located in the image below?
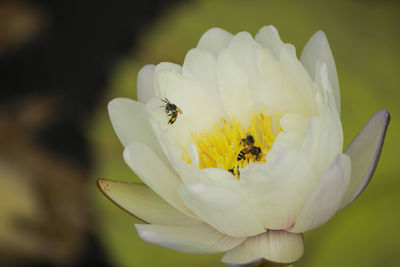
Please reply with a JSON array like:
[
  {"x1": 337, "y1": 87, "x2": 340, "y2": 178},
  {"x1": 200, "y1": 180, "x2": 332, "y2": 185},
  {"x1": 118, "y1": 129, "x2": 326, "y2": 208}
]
[{"x1": 237, "y1": 148, "x2": 249, "y2": 161}]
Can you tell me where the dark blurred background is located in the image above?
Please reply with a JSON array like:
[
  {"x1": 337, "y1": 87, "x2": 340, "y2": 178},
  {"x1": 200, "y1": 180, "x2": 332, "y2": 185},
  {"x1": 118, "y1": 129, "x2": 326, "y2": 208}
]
[
  {"x1": 0, "y1": 0, "x2": 399, "y2": 266},
  {"x1": 0, "y1": 0, "x2": 183, "y2": 266}
]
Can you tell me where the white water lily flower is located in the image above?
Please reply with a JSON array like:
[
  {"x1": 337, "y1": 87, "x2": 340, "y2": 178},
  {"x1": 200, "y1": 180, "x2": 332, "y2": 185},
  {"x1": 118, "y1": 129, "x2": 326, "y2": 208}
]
[{"x1": 98, "y1": 26, "x2": 390, "y2": 265}]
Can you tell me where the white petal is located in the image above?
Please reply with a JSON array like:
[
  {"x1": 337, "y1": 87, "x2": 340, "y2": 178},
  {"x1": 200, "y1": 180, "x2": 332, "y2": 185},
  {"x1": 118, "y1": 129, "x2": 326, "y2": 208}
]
[
  {"x1": 279, "y1": 45, "x2": 317, "y2": 115},
  {"x1": 217, "y1": 49, "x2": 254, "y2": 125},
  {"x1": 237, "y1": 147, "x2": 315, "y2": 230},
  {"x1": 123, "y1": 142, "x2": 196, "y2": 218},
  {"x1": 256, "y1": 26, "x2": 317, "y2": 116},
  {"x1": 226, "y1": 32, "x2": 260, "y2": 95},
  {"x1": 197, "y1": 27, "x2": 234, "y2": 57},
  {"x1": 137, "y1": 64, "x2": 155, "y2": 103},
  {"x1": 255, "y1": 47, "x2": 313, "y2": 116},
  {"x1": 151, "y1": 67, "x2": 218, "y2": 146},
  {"x1": 222, "y1": 231, "x2": 304, "y2": 264},
  {"x1": 108, "y1": 98, "x2": 153, "y2": 147},
  {"x1": 289, "y1": 153, "x2": 351, "y2": 233},
  {"x1": 136, "y1": 223, "x2": 245, "y2": 254},
  {"x1": 179, "y1": 183, "x2": 265, "y2": 238},
  {"x1": 301, "y1": 31, "x2": 340, "y2": 113},
  {"x1": 97, "y1": 178, "x2": 200, "y2": 226},
  {"x1": 301, "y1": 92, "x2": 343, "y2": 178},
  {"x1": 153, "y1": 62, "x2": 182, "y2": 97},
  {"x1": 273, "y1": 130, "x2": 304, "y2": 151},
  {"x1": 339, "y1": 109, "x2": 390, "y2": 209},
  {"x1": 255, "y1": 25, "x2": 283, "y2": 60},
  {"x1": 108, "y1": 98, "x2": 171, "y2": 167},
  {"x1": 314, "y1": 61, "x2": 339, "y2": 113},
  {"x1": 182, "y1": 48, "x2": 226, "y2": 117},
  {"x1": 280, "y1": 113, "x2": 309, "y2": 135}
]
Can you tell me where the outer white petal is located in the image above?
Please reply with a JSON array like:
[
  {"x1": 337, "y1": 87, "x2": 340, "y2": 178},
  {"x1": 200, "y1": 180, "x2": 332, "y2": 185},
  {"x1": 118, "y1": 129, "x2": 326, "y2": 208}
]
[
  {"x1": 135, "y1": 223, "x2": 245, "y2": 254},
  {"x1": 179, "y1": 183, "x2": 265, "y2": 238},
  {"x1": 197, "y1": 27, "x2": 234, "y2": 57},
  {"x1": 237, "y1": 147, "x2": 315, "y2": 230},
  {"x1": 123, "y1": 142, "x2": 196, "y2": 218},
  {"x1": 108, "y1": 98, "x2": 171, "y2": 168},
  {"x1": 108, "y1": 98, "x2": 154, "y2": 147},
  {"x1": 222, "y1": 231, "x2": 304, "y2": 265},
  {"x1": 137, "y1": 64, "x2": 155, "y2": 103},
  {"x1": 289, "y1": 153, "x2": 351, "y2": 233},
  {"x1": 301, "y1": 91, "x2": 343, "y2": 178},
  {"x1": 97, "y1": 178, "x2": 200, "y2": 226},
  {"x1": 301, "y1": 31, "x2": 340, "y2": 112},
  {"x1": 255, "y1": 25, "x2": 283, "y2": 60},
  {"x1": 339, "y1": 109, "x2": 390, "y2": 209}
]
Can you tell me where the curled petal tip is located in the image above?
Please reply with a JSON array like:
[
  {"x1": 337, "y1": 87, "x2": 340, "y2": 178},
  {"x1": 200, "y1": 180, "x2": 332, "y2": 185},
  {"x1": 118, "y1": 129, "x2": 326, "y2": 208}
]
[
  {"x1": 340, "y1": 109, "x2": 390, "y2": 209},
  {"x1": 381, "y1": 108, "x2": 391, "y2": 120}
]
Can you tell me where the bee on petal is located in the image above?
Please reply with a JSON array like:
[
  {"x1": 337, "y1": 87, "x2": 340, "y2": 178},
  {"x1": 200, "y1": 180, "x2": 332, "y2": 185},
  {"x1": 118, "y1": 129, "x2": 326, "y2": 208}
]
[
  {"x1": 161, "y1": 98, "x2": 182, "y2": 124},
  {"x1": 237, "y1": 147, "x2": 250, "y2": 161},
  {"x1": 228, "y1": 163, "x2": 240, "y2": 179}
]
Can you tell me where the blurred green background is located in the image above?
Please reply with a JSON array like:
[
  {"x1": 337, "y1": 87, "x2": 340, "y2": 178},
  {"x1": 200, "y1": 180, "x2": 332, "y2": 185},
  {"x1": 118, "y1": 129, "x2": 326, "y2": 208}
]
[{"x1": 89, "y1": 0, "x2": 400, "y2": 266}]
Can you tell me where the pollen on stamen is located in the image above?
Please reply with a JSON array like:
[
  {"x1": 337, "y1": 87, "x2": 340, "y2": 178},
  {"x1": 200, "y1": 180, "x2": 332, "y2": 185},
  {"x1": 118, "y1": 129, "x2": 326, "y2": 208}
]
[{"x1": 182, "y1": 110, "x2": 282, "y2": 179}]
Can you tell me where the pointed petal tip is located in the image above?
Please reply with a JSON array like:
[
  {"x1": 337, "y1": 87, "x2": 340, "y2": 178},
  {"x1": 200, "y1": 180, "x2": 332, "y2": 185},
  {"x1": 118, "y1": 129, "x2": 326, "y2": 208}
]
[
  {"x1": 96, "y1": 178, "x2": 149, "y2": 223},
  {"x1": 107, "y1": 98, "x2": 119, "y2": 113},
  {"x1": 123, "y1": 142, "x2": 139, "y2": 163},
  {"x1": 97, "y1": 177, "x2": 104, "y2": 190},
  {"x1": 340, "y1": 108, "x2": 391, "y2": 209},
  {"x1": 107, "y1": 97, "x2": 131, "y2": 112},
  {"x1": 97, "y1": 177, "x2": 110, "y2": 195},
  {"x1": 259, "y1": 25, "x2": 278, "y2": 34},
  {"x1": 203, "y1": 27, "x2": 228, "y2": 33},
  {"x1": 135, "y1": 225, "x2": 153, "y2": 241},
  {"x1": 314, "y1": 30, "x2": 326, "y2": 38},
  {"x1": 137, "y1": 64, "x2": 156, "y2": 103},
  {"x1": 380, "y1": 108, "x2": 391, "y2": 120}
]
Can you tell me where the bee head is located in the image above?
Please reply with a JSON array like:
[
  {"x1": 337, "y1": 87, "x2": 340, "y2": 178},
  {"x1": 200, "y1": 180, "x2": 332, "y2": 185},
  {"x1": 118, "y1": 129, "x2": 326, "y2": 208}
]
[
  {"x1": 245, "y1": 134, "x2": 255, "y2": 145},
  {"x1": 250, "y1": 146, "x2": 261, "y2": 155}
]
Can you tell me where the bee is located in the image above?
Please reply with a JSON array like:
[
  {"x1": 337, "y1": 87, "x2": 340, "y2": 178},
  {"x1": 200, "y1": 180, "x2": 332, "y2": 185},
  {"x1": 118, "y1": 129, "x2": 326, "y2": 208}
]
[
  {"x1": 239, "y1": 134, "x2": 255, "y2": 147},
  {"x1": 228, "y1": 163, "x2": 240, "y2": 178},
  {"x1": 237, "y1": 147, "x2": 250, "y2": 161},
  {"x1": 249, "y1": 145, "x2": 262, "y2": 161},
  {"x1": 161, "y1": 98, "x2": 182, "y2": 124},
  {"x1": 237, "y1": 134, "x2": 255, "y2": 161}
]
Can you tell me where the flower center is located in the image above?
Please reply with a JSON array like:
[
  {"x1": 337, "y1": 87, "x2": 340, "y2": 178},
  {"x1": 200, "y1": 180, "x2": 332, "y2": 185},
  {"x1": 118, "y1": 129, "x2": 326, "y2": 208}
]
[{"x1": 183, "y1": 109, "x2": 281, "y2": 179}]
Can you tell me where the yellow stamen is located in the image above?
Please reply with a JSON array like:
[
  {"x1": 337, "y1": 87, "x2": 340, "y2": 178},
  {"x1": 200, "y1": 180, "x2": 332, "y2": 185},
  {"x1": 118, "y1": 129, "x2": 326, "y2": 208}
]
[{"x1": 183, "y1": 111, "x2": 281, "y2": 179}]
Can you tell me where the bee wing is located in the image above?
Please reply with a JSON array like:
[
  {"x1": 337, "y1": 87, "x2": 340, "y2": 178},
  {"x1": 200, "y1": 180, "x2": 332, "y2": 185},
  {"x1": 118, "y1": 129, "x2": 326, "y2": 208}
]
[{"x1": 177, "y1": 108, "x2": 183, "y2": 114}]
